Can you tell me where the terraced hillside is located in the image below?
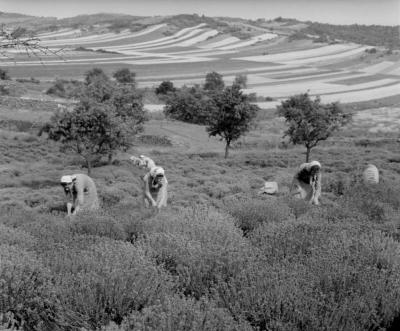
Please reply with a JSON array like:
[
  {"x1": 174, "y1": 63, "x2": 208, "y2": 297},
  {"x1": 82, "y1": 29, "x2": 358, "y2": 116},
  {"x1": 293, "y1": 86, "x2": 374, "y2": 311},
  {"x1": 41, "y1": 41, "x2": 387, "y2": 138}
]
[{"x1": 2, "y1": 13, "x2": 400, "y2": 105}]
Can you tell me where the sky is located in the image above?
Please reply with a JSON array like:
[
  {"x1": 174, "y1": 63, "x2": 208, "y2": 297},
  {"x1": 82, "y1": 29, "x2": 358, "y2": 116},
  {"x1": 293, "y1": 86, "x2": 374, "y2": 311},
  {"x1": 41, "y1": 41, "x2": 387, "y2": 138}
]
[{"x1": 1, "y1": 0, "x2": 399, "y2": 25}]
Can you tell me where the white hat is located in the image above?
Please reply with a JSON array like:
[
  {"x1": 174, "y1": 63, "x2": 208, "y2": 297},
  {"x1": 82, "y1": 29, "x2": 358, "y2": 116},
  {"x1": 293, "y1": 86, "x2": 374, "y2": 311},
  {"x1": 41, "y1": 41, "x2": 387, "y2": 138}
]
[
  {"x1": 60, "y1": 175, "x2": 73, "y2": 184},
  {"x1": 309, "y1": 161, "x2": 321, "y2": 168},
  {"x1": 150, "y1": 166, "x2": 165, "y2": 177}
]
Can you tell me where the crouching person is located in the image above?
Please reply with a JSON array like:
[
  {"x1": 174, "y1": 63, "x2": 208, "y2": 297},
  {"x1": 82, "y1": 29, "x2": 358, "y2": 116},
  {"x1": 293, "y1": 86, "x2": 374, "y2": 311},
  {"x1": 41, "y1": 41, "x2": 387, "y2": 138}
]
[
  {"x1": 290, "y1": 161, "x2": 322, "y2": 205},
  {"x1": 60, "y1": 173, "x2": 99, "y2": 216},
  {"x1": 143, "y1": 166, "x2": 168, "y2": 211}
]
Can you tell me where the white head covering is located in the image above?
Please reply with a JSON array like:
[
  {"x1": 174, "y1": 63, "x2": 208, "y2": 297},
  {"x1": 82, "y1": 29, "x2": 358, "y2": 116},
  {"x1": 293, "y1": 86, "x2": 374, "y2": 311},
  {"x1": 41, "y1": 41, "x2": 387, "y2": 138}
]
[
  {"x1": 150, "y1": 166, "x2": 165, "y2": 177},
  {"x1": 309, "y1": 160, "x2": 321, "y2": 168},
  {"x1": 61, "y1": 175, "x2": 73, "y2": 184}
]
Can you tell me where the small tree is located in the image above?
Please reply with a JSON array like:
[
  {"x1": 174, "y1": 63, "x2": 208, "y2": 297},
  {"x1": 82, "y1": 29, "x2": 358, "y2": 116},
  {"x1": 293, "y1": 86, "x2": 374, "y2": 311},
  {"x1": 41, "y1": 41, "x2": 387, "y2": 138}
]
[
  {"x1": 204, "y1": 71, "x2": 225, "y2": 92},
  {"x1": 164, "y1": 85, "x2": 214, "y2": 125},
  {"x1": 113, "y1": 68, "x2": 136, "y2": 85},
  {"x1": 84, "y1": 67, "x2": 109, "y2": 85},
  {"x1": 207, "y1": 84, "x2": 259, "y2": 158},
  {"x1": 46, "y1": 79, "x2": 66, "y2": 98},
  {"x1": 43, "y1": 101, "x2": 117, "y2": 174},
  {"x1": 83, "y1": 74, "x2": 114, "y2": 103},
  {"x1": 234, "y1": 74, "x2": 247, "y2": 88},
  {"x1": 155, "y1": 80, "x2": 176, "y2": 96},
  {"x1": 43, "y1": 85, "x2": 146, "y2": 173},
  {"x1": 277, "y1": 93, "x2": 352, "y2": 162},
  {"x1": 108, "y1": 85, "x2": 147, "y2": 163}
]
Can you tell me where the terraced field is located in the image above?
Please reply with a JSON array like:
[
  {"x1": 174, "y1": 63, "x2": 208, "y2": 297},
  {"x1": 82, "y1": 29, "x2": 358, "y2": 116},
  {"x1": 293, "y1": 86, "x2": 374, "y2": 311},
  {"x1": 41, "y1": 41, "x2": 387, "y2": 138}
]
[{"x1": 3, "y1": 19, "x2": 400, "y2": 105}]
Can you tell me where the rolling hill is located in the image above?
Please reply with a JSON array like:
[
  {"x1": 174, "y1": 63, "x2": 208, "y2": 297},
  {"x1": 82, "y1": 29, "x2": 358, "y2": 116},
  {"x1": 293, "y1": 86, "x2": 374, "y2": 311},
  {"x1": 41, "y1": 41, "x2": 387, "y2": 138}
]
[{"x1": 1, "y1": 12, "x2": 400, "y2": 106}]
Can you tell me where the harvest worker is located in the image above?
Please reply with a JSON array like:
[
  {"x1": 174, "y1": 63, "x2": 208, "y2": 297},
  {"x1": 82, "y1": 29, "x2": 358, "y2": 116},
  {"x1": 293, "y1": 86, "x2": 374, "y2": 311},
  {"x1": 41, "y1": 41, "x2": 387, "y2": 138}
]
[
  {"x1": 142, "y1": 166, "x2": 168, "y2": 211},
  {"x1": 139, "y1": 155, "x2": 156, "y2": 170},
  {"x1": 129, "y1": 154, "x2": 156, "y2": 170},
  {"x1": 60, "y1": 174, "x2": 99, "y2": 215},
  {"x1": 290, "y1": 160, "x2": 322, "y2": 205}
]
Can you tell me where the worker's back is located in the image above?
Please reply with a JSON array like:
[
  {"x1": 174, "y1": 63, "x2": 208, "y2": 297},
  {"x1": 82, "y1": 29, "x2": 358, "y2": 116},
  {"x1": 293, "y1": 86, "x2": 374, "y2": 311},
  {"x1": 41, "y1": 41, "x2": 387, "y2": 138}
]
[{"x1": 73, "y1": 173, "x2": 100, "y2": 211}]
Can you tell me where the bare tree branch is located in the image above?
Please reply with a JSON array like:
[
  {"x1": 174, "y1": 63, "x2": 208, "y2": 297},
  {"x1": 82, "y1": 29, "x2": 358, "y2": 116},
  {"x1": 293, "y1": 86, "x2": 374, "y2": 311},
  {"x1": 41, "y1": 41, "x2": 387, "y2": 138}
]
[{"x1": 0, "y1": 25, "x2": 65, "y2": 63}]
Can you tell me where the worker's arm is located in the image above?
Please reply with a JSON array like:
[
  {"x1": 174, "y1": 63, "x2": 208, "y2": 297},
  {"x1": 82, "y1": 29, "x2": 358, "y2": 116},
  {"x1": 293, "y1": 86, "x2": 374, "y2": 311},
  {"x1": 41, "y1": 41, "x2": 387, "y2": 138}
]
[
  {"x1": 72, "y1": 184, "x2": 84, "y2": 215},
  {"x1": 66, "y1": 202, "x2": 73, "y2": 216},
  {"x1": 143, "y1": 174, "x2": 157, "y2": 207}
]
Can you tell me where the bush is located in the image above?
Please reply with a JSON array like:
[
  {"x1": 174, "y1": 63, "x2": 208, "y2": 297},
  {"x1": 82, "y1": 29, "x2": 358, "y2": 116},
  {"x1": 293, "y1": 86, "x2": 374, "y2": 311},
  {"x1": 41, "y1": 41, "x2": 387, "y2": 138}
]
[
  {"x1": 46, "y1": 79, "x2": 66, "y2": 98},
  {"x1": 0, "y1": 244, "x2": 79, "y2": 330},
  {"x1": 215, "y1": 217, "x2": 400, "y2": 331},
  {"x1": 120, "y1": 294, "x2": 253, "y2": 331},
  {"x1": 164, "y1": 85, "x2": 214, "y2": 125},
  {"x1": 226, "y1": 197, "x2": 293, "y2": 235},
  {"x1": 155, "y1": 80, "x2": 176, "y2": 96},
  {"x1": 113, "y1": 68, "x2": 136, "y2": 85},
  {"x1": 137, "y1": 134, "x2": 173, "y2": 146},
  {"x1": 341, "y1": 182, "x2": 400, "y2": 223},
  {"x1": 70, "y1": 211, "x2": 128, "y2": 241},
  {"x1": 44, "y1": 236, "x2": 174, "y2": 328},
  {"x1": 0, "y1": 68, "x2": 11, "y2": 80},
  {"x1": 0, "y1": 223, "x2": 37, "y2": 250},
  {"x1": 141, "y1": 206, "x2": 251, "y2": 298}
]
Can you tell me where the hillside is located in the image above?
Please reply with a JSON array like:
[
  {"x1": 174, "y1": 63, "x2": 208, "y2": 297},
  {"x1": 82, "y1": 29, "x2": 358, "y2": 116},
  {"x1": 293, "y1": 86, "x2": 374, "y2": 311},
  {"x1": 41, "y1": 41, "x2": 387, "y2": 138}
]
[{"x1": 1, "y1": 10, "x2": 400, "y2": 331}]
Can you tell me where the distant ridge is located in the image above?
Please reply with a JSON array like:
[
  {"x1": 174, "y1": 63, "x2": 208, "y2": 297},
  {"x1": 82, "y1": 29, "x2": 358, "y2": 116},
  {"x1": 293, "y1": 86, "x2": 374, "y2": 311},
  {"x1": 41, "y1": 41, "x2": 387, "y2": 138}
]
[{"x1": 1, "y1": 11, "x2": 398, "y2": 48}]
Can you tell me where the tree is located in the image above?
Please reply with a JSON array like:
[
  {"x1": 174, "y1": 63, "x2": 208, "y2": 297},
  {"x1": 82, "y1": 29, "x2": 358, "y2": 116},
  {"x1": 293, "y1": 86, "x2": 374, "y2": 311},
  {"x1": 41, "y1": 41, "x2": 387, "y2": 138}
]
[
  {"x1": 164, "y1": 85, "x2": 214, "y2": 125},
  {"x1": 84, "y1": 67, "x2": 109, "y2": 85},
  {"x1": 83, "y1": 74, "x2": 114, "y2": 103},
  {"x1": 42, "y1": 82, "x2": 147, "y2": 173},
  {"x1": 234, "y1": 74, "x2": 247, "y2": 88},
  {"x1": 207, "y1": 84, "x2": 259, "y2": 158},
  {"x1": 155, "y1": 80, "x2": 176, "y2": 96},
  {"x1": 43, "y1": 101, "x2": 118, "y2": 174},
  {"x1": 108, "y1": 85, "x2": 147, "y2": 163},
  {"x1": 204, "y1": 71, "x2": 225, "y2": 92},
  {"x1": 113, "y1": 68, "x2": 136, "y2": 85},
  {"x1": 277, "y1": 93, "x2": 352, "y2": 162}
]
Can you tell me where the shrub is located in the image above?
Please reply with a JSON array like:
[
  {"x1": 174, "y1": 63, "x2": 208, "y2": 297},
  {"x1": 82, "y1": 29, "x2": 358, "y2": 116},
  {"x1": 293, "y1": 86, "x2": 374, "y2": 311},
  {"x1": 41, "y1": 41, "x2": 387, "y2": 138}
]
[
  {"x1": 0, "y1": 68, "x2": 11, "y2": 80},
  {"x1": 70, "y1": 211, "x2": 128, "y2": 241},
  {"x1": 0, "y1": 223, "x2": 37, "y2": 250},
  {"x1": 45, "y1": 236, "x2": 174, "y2": 328},
  {"x1": 141, "y1": 206, "x2": 251, "y2": 298},
  {"x1": 341, "y1": 182, "x2": 400, "y2": 222},
  {"x1": 164, "y1": 85, "x2": 214, "y2": 125},
  {"x1": 226, "y1": 197, "x2": 293, "y2": 235},
  {"x1": 0, "y1": 244, "x2": 80, "y2": 330},
  {"x1": 46, "y1": 79, "x2": 66, "y2": 98},
  {"x1": 155, "y1": 80, "x2": 176, "y2": 96},
  {"x1": 137, "y1": 134, "x2": 172, "y2": 146},
  {"x1": 113, "y1": 68, "x2": 136, "y2": 85},
  {"x1": 215, "y1": 219, "x2": 400, "y2": 331},
  {"x1": 120, "y1": 294, "x2": 253, "y2": 331}
]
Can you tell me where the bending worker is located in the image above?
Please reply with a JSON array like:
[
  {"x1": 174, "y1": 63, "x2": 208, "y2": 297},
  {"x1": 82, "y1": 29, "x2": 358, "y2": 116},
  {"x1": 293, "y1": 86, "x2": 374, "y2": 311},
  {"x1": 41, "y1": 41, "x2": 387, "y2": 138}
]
[{"x1": 60, "y1": 173, "x2": 99, "y2": 215}]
